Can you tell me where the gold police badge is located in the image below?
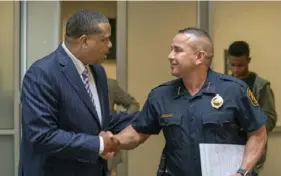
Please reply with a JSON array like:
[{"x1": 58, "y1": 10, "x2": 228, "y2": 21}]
[{"x1": 211, "y1": 94, "x2": 224, "y2": 109}]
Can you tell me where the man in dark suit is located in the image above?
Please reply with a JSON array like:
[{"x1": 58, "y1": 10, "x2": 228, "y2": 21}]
[{"x1": 18, "y1": 10, "x2": 134, "y2": 176}]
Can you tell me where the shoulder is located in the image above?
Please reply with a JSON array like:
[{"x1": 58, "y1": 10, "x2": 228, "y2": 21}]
[
  {"x1": 254, "y1": 73, "x2": 270, "y2": 87},
  {"x1": 25, "y1": 52, "x2": 58, "y2": 80},
  {"x1": 148, "y1": 79, "x2": 180, "y2": 98},
  {"x1": 218, "y1": 73, "x2": 248, "y2": 93},
  {"x1": 212, "y1": 73, "x2": 250, "y2": 98},
  {"x1": 219, "y1": 74, "x2": 248, "y2": 88}
]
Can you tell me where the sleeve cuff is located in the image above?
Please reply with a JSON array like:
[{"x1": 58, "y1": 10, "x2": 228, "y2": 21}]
[{"x1": 99, "y1": 136, "x2": 104, "y2": 155}]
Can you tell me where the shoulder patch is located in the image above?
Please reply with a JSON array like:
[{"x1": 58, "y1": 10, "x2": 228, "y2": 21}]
[
  {"x1": 219, "y1": 74, "x2": 247, "y2": 88},
  {"x1": 247, "y1": 87, "x2": 259, "y2": 106}
]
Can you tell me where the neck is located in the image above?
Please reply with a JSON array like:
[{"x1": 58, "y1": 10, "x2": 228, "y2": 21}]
[
  {"x1": 182, "y1": 68, "x2": 208, "y2": 96},
  {"x1": 64, "y1": 41, "x2": 85, "y2": 64}
]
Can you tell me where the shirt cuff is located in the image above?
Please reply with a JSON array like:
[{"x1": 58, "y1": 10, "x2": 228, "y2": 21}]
[{"x1": 99, "y1": 136, "x2": 104, "y2": 155}]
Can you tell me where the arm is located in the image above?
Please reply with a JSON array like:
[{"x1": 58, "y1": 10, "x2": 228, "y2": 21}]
[
  {"x1": 112, "y1": 80, "x2": 140, "y2": 113},
  {"x1": 258, "y1": 84, "x2": 277, "y2": 132},
  {"x1": 107, "y1": 112, "x2": 137, "y2": 134},
  {"x1": 235, "y1": 87, "x2": 268, "y2": 173},
  {"x1": 113, "y1": 92, "x2": 160, "y2": 150},
  {"x1": 22, "y1": 67, "x2": 102, "y2": 163},
  {"x1": 240, "y1": 125, "x2": 267, "y2": 172},
  {"x1": 114, "y1": 125, "x2": 150, "y2": 150}
]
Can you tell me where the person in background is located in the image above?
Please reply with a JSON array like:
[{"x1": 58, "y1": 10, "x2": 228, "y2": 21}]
[
  {"x1": 228, "y1": 40, "x2": 277, "y2": 175},
  {"x1": 106, "y1": 78, "x2": 140, "y2": 176},
  {"x1": 107, "y1": 78, "x2": 140, "y2": 114}
]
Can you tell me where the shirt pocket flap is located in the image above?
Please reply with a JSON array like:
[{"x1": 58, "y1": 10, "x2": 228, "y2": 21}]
[{"x1": 202, "y1": 111, "x2": 233, "y2": 125}]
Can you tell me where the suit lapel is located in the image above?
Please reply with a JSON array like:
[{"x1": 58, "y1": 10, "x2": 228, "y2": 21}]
[{"x1": 56, "y1": 46, "x2": 101, "y2": 128}]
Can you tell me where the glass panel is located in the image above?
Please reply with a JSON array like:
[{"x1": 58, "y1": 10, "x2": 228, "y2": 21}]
[
  {"x1": 0, "y1": 136, "x2": 14, "y2": 176},
  {"x1": 26, "y1": 1, "x2": 61, "y2": 68},
  {"x1": 0, "y1": 1, "x2": 15, "y2": 129}
]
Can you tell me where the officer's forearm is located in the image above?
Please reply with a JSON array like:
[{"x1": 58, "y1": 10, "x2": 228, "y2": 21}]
[
  {"x1": 114, "y1": 125, "x2": 149, "y2": 150},
  {"x1": 241, "y1": 125, "x2": 267, "y2": 171}
]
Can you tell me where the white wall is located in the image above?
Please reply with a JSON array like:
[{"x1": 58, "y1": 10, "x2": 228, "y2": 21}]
[{"x1": 211, "y1": 2, "x2": 281, "y2": 175}]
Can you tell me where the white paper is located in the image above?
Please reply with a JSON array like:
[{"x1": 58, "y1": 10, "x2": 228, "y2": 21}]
[{"x1": 199, "y1": 143, "x2": 245, "y2": 176}]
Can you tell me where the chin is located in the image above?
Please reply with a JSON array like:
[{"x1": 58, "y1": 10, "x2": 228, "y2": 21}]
[{"x1": 171, "y1": 71, "x2": 180, "y2": 77}]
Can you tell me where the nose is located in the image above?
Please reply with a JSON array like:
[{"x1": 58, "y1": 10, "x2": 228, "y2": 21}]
[
  {"x1": 232, "y1": 67, "x2": 238, "y2": 73},
  {"x1": 231, "y1": 67, "x2": 239, "y2": 75},
  {"x1": 168, "y1": 51, "x2": 174, "y2": 61},
  {"x1": 108, "y1": 40, "x2": 112, "y2": 49}
]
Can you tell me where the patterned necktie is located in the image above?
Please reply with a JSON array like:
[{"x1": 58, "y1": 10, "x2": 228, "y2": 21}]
[{"x1": 81, "y1": 66, "x2": 95, "y2": 106}]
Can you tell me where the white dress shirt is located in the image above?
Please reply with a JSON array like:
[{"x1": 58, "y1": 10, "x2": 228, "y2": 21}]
[{"x1": 62, "y1": 42, "x2": 104, "y2": 154}]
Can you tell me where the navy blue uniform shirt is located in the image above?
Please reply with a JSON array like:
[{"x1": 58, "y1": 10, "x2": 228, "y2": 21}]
[{"x1": 132, "y1": 69, "x2": 267, "y2": 176}]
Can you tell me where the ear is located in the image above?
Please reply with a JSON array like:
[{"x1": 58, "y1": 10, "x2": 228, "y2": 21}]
[
  {"x1": 79, "y1": 35, "x2": 88, "y2": 49},
  {"x1": 196, "y1": 51, "x2": 206, "y2": 64},
  {"x1": 248, "y1": 56, "x2": 251, "y2": 63}
]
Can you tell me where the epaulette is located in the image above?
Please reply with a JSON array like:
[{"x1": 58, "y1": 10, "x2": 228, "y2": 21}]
[
  {"x1": 219, "y1": 74, "x2": 248, "y2": 88},
  {"x1": 151, "y1": 79, "x2": 181, "y2": 91}
]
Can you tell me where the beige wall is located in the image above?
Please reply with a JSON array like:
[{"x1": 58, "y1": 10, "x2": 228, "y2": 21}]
[
  {"x1": 211, "y1": 2, "x2": 281, "y2": 176},
  {"x1": 60, "y1": 1, "x2": 117, "y2": 79},
  {"x1": 127, "y1": 1, "x2": 196, "y2": 176},
  {"x1": 212, "y1": 1, "x2": 281, "y2": 127},
  {"x1": 0, "y1": 1, "x2": 14, "y2": 93}
]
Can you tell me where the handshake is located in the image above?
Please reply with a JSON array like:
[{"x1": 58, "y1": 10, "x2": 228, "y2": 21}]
[{"x1": 99, "y1": 131, "x2": 120, "y2": 160}]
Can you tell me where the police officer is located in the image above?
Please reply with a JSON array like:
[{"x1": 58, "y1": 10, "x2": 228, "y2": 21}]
[{"x1": 110, "y1": 27, "x2": 267, "y2": 176}]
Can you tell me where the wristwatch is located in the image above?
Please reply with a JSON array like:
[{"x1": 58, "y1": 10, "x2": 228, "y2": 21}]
[{"x1": 237, "y1": 168, "x2": 251, "y2": 176}]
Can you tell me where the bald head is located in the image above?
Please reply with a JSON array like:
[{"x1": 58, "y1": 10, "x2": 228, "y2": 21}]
[{"x1": 178, "y1": 27, "x2": 214, "y2": 65}]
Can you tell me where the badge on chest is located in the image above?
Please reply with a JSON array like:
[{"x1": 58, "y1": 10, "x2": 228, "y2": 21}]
[{"x1": 211, "y1": 94, "x2": 224, "y2": 109}]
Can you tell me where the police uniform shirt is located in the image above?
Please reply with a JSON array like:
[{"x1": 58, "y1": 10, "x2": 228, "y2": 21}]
[{"x1": 131, "y1": 69, "x2": 267, "y2": 176}]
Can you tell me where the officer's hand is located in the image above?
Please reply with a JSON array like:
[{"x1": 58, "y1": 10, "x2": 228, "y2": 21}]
[
  {"x1": 99, "y1": 131, "x2": 120, "y2": 157},
  {"x1": 232, "y1": 173, "x2": 242, "y2": 176}
]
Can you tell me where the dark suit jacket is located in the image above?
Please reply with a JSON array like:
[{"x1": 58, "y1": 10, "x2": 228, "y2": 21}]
[{"x1": 18, "y1": 45, "x2": 135, "y2": 176}]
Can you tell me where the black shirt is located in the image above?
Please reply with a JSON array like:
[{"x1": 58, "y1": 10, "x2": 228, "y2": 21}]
[{"x1": 241, "y1": 72, "x2": 256, "y2": 91}]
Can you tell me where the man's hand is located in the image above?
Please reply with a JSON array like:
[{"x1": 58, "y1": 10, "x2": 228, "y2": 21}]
[
  {"x1": 99, "y1": 131, "x2": 120, "y2": 159},
  {"x1": 232, "y1": 174, "x2": 242, "y2": 176}
]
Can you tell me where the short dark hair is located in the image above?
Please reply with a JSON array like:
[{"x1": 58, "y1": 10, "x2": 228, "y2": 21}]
[
  {"x1": 228, "y1": 41, "x2": 250, "y2": 57},
  {"x1": 65, "y1": 10, "x2": 109, "y2": 39},
  {"x1": 178, "y1": 27, "x2": 212, "y2": 43}
]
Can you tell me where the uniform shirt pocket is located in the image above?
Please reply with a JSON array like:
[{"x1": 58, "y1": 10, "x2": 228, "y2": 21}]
[
  {"x1": 202, "y1": 111, "x2": 235, "y2": 126},
  {"x1": 159, "y1": 115, "x2": 183, "y2": 150},
  {"x1": 202, "y1": 111, "x2": 242, "y2": 143}
]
